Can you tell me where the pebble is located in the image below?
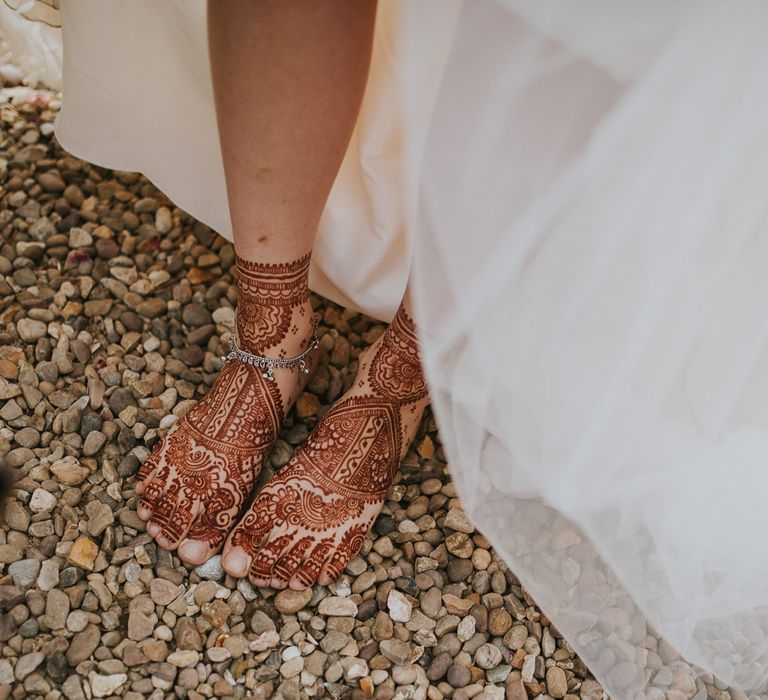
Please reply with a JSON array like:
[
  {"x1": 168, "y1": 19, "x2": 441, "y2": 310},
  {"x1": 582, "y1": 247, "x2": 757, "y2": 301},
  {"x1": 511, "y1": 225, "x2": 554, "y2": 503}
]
[
  {"x1": 475, "y1": 643, "x2": 503, "y2": 670},
  {"x1": 444, "y1": 507, "x2": 475, "y2": 534},
  {"x1": 445, "y1": 532, "x2": 474, "y2": 559},
  {"x1": 68, "y1": 536, "x2": 99, "y2": 570},
  {"x1": 150, "y1": 578, "x2": 183, "y2": 606},
  {"x1": 8, "y1": 559, "x2": 40, "y2": 589},
  {"x1": 83, "y1": 430, "x2": 108, "y2": 456},
  {"x1": 206, "y1": 646, "x2": 231, "y2": 662},
  {"x1": 318, "y1": 596, "x2": 358, "y2": 617},
  {"x1": 427, "y1": 652, "x2": 453, "y2": 681},
  {"x1": 457, "y1": 615, "x2": 476, "y2": 642},
  {"x1": 387, "y1": 589, "x2": 412, "y2": 623},
  {"x1": 43, "y1": 588, "x2": 70, "y2": 629},
  {"x1": 88, "y1": 672, "x2": 127, "y2": 698},
  {"x1": 29, "y1": 487, "x2": 57, "y2": 513},
  {"x1": 546, "y1": 665, "x2": 568, "y2": 698},
  {"x1": 67, "y1": 625, "x2": 101, "y2": 665},
  {"x1": 447, "y1": 663, "x2": 471, "y2": 688},
  {"x1": 275, "y1": 588, "x2": 313, "y2": 614},
  {"x1": 85, "y1": 500, "x2": 114, "y2": 536},
  {"x1": 17, "y1": 318, "x2": 47, "y2": 342},
  {"x1": 194, "y1": 555, "x2": 225, "y2": 580},
  {"x1": 37, "y1": 560, "x2": 60, "y2": 591},
  {"x1": 379, "y1": 639, "x2": 411, "y2": 665},
  {"x1": 51, "y1": 455, "x2": 91, "y2": 485},
  {"x1": 3, "y1": 502, "x2": 30, "y2": 531},
  {"x1": 488, "y1": 608, "x2": 512, "y2": 637}
]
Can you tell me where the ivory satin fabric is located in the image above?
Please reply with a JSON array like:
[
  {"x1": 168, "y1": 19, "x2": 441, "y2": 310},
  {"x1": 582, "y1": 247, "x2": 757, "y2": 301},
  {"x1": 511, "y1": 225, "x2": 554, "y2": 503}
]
[{"x1": 4, "y1": 2, "x2": 768, "y2": 697}]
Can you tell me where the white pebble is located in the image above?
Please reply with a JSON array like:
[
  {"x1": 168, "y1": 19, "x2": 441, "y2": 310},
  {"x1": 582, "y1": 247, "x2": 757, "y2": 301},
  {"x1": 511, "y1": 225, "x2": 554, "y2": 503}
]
[
  {"x1": 206, "y1": 647, "x2": 231, "y2": 663},
  {"x1": 29, "y1": 488, "x2": 56, "y2": 513},
  {"x1": 387, "y1": 590, "x2": 413, "y2": 623},
  {"x1": 282, "y1": 645, "x2": 301, "y2": 661}
]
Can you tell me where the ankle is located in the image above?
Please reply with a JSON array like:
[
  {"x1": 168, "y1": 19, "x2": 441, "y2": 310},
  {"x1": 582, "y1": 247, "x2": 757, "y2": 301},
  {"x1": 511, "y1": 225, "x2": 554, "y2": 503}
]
[
  {"x1": 367, "y1": 303, "x2": 429, "y2": 406},
  {"x1": 234, "y1": 252, "x2": 313, "y2": 356}
]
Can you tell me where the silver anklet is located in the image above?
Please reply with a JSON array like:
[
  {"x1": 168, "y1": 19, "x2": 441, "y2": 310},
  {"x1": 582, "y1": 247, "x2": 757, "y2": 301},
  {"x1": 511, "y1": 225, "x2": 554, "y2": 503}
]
[{"x1": 222, "y1": 331, "x2": 319, "y2": 381}]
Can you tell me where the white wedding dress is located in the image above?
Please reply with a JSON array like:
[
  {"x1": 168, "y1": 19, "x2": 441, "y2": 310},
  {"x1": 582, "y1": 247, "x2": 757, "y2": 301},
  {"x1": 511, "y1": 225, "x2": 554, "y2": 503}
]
[{"x1": 4, "y1": 1, "x2": 768, "y2": 698}]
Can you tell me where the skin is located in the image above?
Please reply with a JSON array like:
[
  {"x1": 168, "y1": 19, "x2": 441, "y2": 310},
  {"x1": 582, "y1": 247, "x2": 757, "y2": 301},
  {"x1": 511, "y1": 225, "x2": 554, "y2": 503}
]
[{"x1": 207, "y1": 0, "x2": 378, "y2": 268}]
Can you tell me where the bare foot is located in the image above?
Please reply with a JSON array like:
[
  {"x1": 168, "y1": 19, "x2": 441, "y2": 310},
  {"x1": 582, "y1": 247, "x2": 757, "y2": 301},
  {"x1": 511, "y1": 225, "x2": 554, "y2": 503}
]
[
  {"x1": 134, "y1": 253, "x2": 317, "y2": 566},
  {"x1": 221, "y1": 302, "x2": 429, "y2": 589}
]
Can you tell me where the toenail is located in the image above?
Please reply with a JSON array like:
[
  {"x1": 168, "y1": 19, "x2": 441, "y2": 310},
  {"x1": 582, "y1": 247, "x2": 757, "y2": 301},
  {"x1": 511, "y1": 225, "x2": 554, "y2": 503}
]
[
  {"x1": 179, "y1": 540, "x2": 208, "y2": 563},
  {"x1": 147, "y1": 522, "x2": 159, "y2": 537},
  {"x1": 223, "y1": 549, "x2": 251, "y2": 577}
]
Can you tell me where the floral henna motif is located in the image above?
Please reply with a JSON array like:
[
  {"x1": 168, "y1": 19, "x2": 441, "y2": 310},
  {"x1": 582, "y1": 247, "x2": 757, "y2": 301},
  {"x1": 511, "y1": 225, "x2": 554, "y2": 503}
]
[
  {"x1": 235, "y1": 252, "x2": 311, "y2": 354},
  {"x1": 224, "y1": 301, "x2": 431, "y2": 588}
]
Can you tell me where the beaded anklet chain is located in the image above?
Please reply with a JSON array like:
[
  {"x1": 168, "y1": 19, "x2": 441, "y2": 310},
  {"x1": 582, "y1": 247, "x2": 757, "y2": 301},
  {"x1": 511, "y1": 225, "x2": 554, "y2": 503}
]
[{"x1": 222, "y1": 323, "x2": 319, "y2": 381}]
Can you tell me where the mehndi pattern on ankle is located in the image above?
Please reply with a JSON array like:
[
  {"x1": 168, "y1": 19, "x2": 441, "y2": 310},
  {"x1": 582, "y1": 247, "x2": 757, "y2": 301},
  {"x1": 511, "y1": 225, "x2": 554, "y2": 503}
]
[{"x1": 234, "y1": 251, "x2": 312, "y2": 353}]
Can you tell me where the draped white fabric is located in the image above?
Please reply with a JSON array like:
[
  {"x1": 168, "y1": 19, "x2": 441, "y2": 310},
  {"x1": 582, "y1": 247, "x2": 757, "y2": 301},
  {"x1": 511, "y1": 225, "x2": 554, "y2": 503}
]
[{"x1": 4, "y1": 1, "x2": 768, "y2": 697}]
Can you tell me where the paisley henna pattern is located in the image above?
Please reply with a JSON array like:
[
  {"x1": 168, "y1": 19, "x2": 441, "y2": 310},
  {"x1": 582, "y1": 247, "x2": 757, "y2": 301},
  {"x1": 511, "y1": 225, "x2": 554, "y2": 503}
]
[
  {"x1": 223, "y1": 301, "x2": 431, "y2": 589},
  {"x1": 135, "y1": 252, "x2": 315, "y2": 565}
]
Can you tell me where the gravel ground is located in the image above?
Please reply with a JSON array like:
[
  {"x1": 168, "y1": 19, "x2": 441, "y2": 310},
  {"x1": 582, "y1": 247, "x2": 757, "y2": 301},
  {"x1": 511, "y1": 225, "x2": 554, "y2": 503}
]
[{"x1": 0, "y1": 84, "x2": 606, "y2": 699}]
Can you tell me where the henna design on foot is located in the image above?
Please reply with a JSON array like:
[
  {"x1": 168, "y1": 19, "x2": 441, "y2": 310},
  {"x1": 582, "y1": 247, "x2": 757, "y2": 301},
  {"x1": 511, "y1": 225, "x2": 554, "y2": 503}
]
[
  {"x1": 135, "y1": 252, "x2": 316, "y2": 566},
  {"x1": 222, "y1": 302, "x2": 430, "y2": 589}
]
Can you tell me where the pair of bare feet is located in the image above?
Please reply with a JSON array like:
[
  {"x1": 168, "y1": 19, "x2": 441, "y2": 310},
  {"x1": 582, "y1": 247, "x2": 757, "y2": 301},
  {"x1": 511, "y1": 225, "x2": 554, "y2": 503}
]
[{"x1": 134, "y1": 252, "x2": 429, "y2": 590}]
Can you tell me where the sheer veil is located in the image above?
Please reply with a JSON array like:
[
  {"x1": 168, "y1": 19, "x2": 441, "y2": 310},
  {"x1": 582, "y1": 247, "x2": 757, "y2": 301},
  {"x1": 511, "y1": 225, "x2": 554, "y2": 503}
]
[
  {"x1": 407, "y1": 2, "x2": 768, "y2": 697},
  {"x1": 3, "y1": 1, "x2": 768, "y2": 696}
]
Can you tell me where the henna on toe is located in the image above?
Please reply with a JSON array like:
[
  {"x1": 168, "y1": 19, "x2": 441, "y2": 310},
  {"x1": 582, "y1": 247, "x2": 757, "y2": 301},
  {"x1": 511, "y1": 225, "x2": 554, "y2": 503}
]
[
  {"x1": 222, "y1": 301, "x2": 430, "y2": 588},
  {"x1": 136, "y1": 252, "x2": 317, "y2": 565}
]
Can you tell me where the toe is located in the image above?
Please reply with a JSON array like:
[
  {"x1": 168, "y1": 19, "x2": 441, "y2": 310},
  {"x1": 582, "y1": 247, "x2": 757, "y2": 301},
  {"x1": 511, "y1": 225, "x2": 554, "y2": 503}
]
[
  {"x1": 136, "y1": 446, "x2": 163, "y2": 488},
  {"x1": 137, "y1": 475, "x2": 168, "y2": 520},
  {"x1": 155, "y1": 501, "x2": 199, "y2": 551},
  {"x1": 178, "y1": 505, "x2": 241, "y2": 566},
  {"x1": 178, "y1": 539, "x2": 213, "y2": 566},
  {"x1": 290, "y1": 537, "x2": 335, "y2": 590},
  {"x1": 147, "y1": 493, "x2": 191, "y2": 550},
  {"x1": 271, "y1": 536, "x2": 314, "y2": 589},
  {"x1": 249, "y1": 531, "x2": 294, "y2": 587},
  {"x1": 222, "y1": 516, "x2": 270, "y2": 578},
  {"x1": 318, "y1": 561, "x2": 343, "y2": 587},
  {"x1": 318, "y1": 525, "x2": 368, "y2": 586},
  {"x1": 137, "y1": 501, "x2": 154, "y2": 520},
  {"x1": 221, "y1": 545, "x2": 253, "y2": 578}
]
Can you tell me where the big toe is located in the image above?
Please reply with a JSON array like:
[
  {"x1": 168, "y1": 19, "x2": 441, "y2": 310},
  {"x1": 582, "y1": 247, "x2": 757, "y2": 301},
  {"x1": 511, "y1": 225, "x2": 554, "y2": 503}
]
[
  {"x1": 221, "y1": 545, "x2": 253, "y2": 578},
  {"x1": 179, "y1": 511, "x2": 239, "y2": 566},
  {"x1": 178, "y1": 539, "x2": 215, "y2": 566}
]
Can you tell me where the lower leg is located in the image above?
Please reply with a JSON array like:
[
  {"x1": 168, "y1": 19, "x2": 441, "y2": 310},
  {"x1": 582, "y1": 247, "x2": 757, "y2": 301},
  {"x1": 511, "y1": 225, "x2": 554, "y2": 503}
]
[
  {"x1": 211, "y1": 0, "x2": 379, "y2": 356},
  {"x1": 208, "y1": 0, "x2": 378, "y2": 267},
  {"x1": 135, "y1": 0, "x2": 378, "y2": 565}
]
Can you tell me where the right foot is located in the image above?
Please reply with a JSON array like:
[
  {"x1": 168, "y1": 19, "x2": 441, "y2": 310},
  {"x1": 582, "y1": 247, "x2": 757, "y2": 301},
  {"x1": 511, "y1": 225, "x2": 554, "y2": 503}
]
[{"x1": 135, "y1": 252, "x2": 317, "y2": 566}]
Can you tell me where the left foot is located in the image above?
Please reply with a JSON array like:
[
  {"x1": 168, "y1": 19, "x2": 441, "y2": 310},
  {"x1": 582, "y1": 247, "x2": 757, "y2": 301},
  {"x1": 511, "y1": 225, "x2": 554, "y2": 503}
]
[
  {"x1": 135, "y1": 253, "x2": 317, "y2": 565},
  {"x1": 221, "y1": 302, "x2": 429, "y2": 589}
]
